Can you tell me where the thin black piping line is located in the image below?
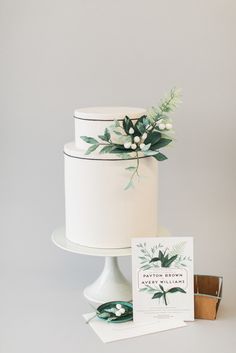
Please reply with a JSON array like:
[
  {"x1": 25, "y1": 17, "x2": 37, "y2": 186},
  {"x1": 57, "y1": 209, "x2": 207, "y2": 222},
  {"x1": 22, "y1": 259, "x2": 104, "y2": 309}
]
[
  {"x1": 64, "y1": 151, "x2": 150, "y2": 162},
  {"x1": 73, "y1": 115, "x2": 142, "y2": 122}
]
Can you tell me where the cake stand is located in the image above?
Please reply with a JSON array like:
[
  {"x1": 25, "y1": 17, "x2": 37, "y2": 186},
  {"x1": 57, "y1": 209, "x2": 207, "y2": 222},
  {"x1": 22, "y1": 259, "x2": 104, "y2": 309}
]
[{"x1": 52, "y1": 227, "x2": 169, "y2": 304}]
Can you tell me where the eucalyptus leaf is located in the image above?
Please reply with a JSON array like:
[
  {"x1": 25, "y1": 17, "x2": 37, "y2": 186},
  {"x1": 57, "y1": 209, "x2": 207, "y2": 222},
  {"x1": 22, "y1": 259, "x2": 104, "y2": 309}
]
[
  {"x1": 145, "y1": 131, "x2": 161, "y2": 145},
  {"x1": 152, "y1": 292, "x2": 163, "y2": 299},
  {"x1": 97, "y1": 312, "x2": 111, "y2": 319},
  {"x1": 149, "y1": 257, "x2": 160, "y2": 263},
  {"x1": 123, "y1": 116, "x2": 134, "y2": 134},
  {"x1": 151, "y1": 138, "x2": 172, "y2": 150},
  {"x1": 124, "y1": 180, "x2": 134, "y2": 190},
  {"x1": 126, "y1": 166, "x2": 136, "y2": 171},
  {"x1": 114, "y1": 120, "x2": 120, "y2": 128},
  {"x1": 98, "y1": 135, "x2": 109, "y2": 142},
  {"x1": 80, "y1": 136, "x2": 98, "y2": 144},
  {"x1": 142, "y1": 117, "x2": 150, "y2": 126},
  {"x1": 143, "y1": 150, "x2": 159, "y2": 156},
  {"x1": 139, "y1": 288, "x2": 149, "y2": 292},
  {"x1": 141, "y1": 143, "x2": 151, "y2": 152},
  {"x1": 85, "y1": 144, "x2": 99, "y2": 155},
  {"x1": 140, "y1": 264, "x2": 152, "y2": 270},
  {"x1": 113, "y1": 130, "x2": 123, "y2": 136},
  {"x1": 162, "y1": 254, "x2": 178, "y2": 267},
  {"x1": 104, "y1": 128, "x2": 111, "y2": 141},
  {"x1": 107, "y1": 317, "x2": 117, "y2": 322},
  {"x1": 153, "y1": 152, "x2": 168, "y2": 161},
  {"x1": 159, "y1": 250, "x2": 164, "y2": 261},
  {"x1": 167, "y1": 287, "x2": 186, "y2": 294},
  {"x1": 135, "y1": 121, "x2": 146, "y2": 134},
  {"x1": 100, "y1": 145, "x2": 116, "y2": 154}
]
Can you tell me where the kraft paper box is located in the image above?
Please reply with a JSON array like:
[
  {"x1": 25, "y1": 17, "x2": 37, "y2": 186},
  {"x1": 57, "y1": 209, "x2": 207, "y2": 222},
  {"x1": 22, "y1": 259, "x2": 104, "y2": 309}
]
[{"x1": 194, "y1": 274, "x2": 223, "y2": 320}]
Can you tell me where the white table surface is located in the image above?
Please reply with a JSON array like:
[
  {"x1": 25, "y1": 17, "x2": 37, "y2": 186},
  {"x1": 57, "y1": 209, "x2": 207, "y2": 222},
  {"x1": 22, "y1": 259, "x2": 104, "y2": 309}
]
[{"x1": 1, "y1": 251, "x2": 235, "y2": 353}]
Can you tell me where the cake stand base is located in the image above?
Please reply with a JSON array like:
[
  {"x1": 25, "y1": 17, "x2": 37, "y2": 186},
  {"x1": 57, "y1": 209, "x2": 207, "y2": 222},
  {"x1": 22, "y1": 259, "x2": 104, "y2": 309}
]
[{"x1": 52, "y1": 227, "x2": 169, "y2": 304}]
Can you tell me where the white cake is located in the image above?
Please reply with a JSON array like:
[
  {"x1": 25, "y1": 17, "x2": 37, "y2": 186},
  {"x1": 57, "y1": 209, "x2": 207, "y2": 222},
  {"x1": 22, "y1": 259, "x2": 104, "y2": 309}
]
[{"x1": 64, "y1": 107, "x2": 158, "y2": 248}]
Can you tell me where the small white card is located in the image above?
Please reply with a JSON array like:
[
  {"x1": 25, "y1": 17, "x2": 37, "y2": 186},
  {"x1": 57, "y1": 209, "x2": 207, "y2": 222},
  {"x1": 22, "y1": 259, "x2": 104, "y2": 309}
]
[
  {"x1": 83, "y1": 313, "x2": 186, "y2": 343},
  {"x1": 132, "y1": 237, "x2": 194, "y2": 322}
]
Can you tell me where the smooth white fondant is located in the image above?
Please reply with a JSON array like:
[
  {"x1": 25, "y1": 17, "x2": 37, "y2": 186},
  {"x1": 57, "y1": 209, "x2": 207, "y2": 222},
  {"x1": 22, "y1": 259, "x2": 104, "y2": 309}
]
[
  {"x1": 74, "y1": 106, "x2": 146, "y2": 150},
  {"x1": 64, "y1": 143, "x2": 158, "y2": 248}
]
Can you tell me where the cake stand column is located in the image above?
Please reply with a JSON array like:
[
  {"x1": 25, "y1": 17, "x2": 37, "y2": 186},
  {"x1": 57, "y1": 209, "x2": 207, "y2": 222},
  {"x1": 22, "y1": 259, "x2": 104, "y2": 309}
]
[
  {"x1": 83, "y1": 256, "x2": 132, "y2": 304},
  {"x1": 52, "y1": 227, "x2": 168, "y2": 304},
  {"x1": 51, "y1": 228, "x2": 132, "y2": 305}
]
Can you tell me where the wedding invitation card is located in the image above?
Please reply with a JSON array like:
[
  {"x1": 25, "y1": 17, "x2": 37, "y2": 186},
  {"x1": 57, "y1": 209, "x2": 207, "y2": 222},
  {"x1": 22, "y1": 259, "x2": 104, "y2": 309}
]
[{"x1": 132, "y1": 237, "x2": 194, "y2": 322}]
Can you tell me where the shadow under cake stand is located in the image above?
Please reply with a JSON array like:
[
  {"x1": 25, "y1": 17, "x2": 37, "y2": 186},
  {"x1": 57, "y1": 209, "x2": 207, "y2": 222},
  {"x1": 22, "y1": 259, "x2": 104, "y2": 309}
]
[{"x1": 52, "y1": 227, "x2": 169, "y2": 304}]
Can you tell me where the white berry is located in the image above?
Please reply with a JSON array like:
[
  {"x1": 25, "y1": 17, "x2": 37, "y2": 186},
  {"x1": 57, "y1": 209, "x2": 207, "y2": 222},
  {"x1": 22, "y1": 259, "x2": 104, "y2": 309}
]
[
  {"x1": 142, "y1": 132, "x2": 147, "y2": 140},
  {"x1": 129, "y1": 127, "x2": 134, "y2": 134},
  {"x1": 134, "y1": 136, "x2": 140, "y2": 143},
  {"x1": 115, "y1": 311, "x2": 122, "y2": 317},
  {"x1": 131, "y1": 143, "x2": 137, "y2": 150},
  {"x1": 158, "y1": 123, "x2": 166, "y2": 130},
  {"x1": 119, "y1": 308, "x2": 125, "y2": 314},
  {"x1": 165, "y1": 123, "x2": 173, "y2": 130},
  {"x1": 140, "y1": 143, "x2": 146, "y2": 150},
  {"x1": 124, "y1": 142, "x2": 131, "y2": 149},
  {"x1": 116, "y1": 304, "x2": 122, "y2": 309}
]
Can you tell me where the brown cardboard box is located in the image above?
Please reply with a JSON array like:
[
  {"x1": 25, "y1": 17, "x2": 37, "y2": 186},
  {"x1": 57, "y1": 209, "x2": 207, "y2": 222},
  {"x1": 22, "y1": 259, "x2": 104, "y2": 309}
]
[{"x1": 194, "y1": 274, "x2": 223, "y2": 320}]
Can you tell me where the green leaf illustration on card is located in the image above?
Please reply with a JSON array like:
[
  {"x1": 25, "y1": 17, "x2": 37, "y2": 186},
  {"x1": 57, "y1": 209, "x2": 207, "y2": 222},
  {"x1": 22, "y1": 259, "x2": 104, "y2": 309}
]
[{"x1": 151, "y1": 285, "x2": 186, "y2": 306}]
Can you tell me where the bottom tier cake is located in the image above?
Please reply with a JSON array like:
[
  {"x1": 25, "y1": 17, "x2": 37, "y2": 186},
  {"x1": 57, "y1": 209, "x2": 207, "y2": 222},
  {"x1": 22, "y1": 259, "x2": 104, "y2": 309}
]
[{"x1": 64, "y1": 142, "x2": 158, "y2": 248}]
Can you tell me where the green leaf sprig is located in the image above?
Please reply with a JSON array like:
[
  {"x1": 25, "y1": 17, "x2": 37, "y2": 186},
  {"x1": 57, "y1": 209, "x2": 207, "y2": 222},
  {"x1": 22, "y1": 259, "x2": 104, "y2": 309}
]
[
  {"x1": 80, "y1": 88, "x2": 181, "y2": 189},
  {"x1": 96, "y1": 302, "x2": 133, "y2": 323}
]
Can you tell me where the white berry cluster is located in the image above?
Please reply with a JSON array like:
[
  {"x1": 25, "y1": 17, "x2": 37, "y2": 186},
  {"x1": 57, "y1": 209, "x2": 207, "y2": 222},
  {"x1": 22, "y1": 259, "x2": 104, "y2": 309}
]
[
  {"x1": 157, "y1": 120, "x2": 172, "y2": 131},
  {"x1": 123, "y1": 128, "x2": 148, "y2": 151},
  {"x1": 114, "y1": 303, "x2": 126, "y2": 317}
]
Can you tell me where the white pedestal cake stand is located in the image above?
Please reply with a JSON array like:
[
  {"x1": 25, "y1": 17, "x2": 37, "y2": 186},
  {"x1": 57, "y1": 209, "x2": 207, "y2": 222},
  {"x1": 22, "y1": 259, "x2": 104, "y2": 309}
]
[{"x1": 52, "y1": 227, "x2": 169, "y2": 304}]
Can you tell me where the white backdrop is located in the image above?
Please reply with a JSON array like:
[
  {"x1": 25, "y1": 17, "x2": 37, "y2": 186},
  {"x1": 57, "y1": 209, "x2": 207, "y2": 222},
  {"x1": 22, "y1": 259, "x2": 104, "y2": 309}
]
[{"x1": 1, "y1": 1, "x2": 236, "y2": 352}]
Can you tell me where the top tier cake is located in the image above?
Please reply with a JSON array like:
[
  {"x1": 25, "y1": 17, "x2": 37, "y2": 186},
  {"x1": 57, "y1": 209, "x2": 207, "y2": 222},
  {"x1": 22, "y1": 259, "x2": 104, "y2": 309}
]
[{"x1": 74, "y1": 106, "x2": 147, "y2": 151}]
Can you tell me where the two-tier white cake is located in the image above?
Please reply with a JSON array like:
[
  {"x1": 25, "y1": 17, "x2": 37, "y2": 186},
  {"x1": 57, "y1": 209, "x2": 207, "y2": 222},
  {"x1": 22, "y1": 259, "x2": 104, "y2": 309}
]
[{"x1": 64, "y1": 107, "x2": 158, "y2": 248}]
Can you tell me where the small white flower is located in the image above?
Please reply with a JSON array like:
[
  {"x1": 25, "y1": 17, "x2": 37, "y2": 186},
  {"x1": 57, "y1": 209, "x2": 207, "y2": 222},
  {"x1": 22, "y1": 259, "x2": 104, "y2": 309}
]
[
  {"x1": 157, "y1": 119, "x2": 163, "y2": 125},
  {"x1": 124, "y1": 142, "x2": 131, "y2": 149},
  {"x1": 142, "y1": 132, "x2": 147, "y2": 140},
  {"x1": 165, "y1": 123, "x2": 173, "y2": 130},
  {"x1": 134, "y1": 136, "x2": 140, "y2": 143},
  {"x1": 131, "y1": 143, "x2": 137, "y2": 150},
  {"x1": 115, "y1": 310, "x2": 122, "y2": 317},
  {"x1": 140, "y1": 143, "x2": 146, "y2": 150},
  {"x1": 129, "y1": 127, "x2": 134, "y2": 134},
  {"x1": 119, "y1": 308, "x2": 125, "y2": 314},
  {"x1": 158, "y1": 123, "x2": 166, "y2": 130},
  {"x1": 116, "y1": 304, "x2": 122, "y2": 310}
]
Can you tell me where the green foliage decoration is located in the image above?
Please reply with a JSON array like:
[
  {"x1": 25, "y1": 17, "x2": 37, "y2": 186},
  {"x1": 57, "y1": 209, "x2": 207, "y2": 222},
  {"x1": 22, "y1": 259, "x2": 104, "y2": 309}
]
[{"x1": 80, "y1": 88, "x2": 181, "y2": 189}]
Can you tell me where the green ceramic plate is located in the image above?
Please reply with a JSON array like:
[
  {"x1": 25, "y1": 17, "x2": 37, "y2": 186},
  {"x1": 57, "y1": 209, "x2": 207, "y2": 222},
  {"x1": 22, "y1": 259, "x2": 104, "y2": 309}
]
[{"x1": 97, "y1": 301, "x2": 133, "y2": 323}]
